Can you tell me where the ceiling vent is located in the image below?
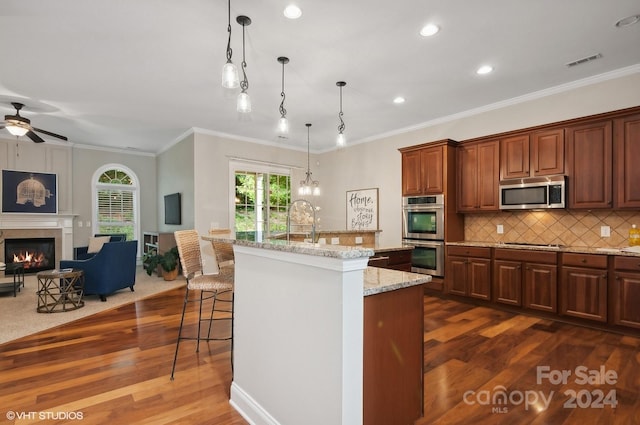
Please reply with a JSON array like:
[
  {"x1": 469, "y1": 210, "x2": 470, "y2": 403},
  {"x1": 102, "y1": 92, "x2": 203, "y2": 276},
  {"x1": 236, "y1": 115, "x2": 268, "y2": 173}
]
[{"x1": 565, "y1": 53, "x2": 603, "y2": 67}]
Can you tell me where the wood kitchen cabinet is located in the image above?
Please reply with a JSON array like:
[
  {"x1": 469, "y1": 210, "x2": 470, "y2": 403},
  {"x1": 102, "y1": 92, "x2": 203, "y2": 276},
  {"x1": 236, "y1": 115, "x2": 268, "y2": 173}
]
[
  {"x1": 560, "y1": 253, "x2": 608, "y2": 322},
  {"x1": 614, "y1": 113, "x2": 640, "y2": 208},
  {"x1": 611, "y1": 256, "x2": 640, "y2": 329},
  {"x1": 493, "y1": 249, "x2": 558, "y2": 312},
  {"x1": 500, "y1": 129, "x2": 564, "y2": 180},
  {"x1": 457, "y1": 140, "x2": 499, "y2": 212},
  {"x1": 445, "y1": 246, "x2": 491, "y2": 300},
  {"x1": 368, "y1": 248, "x2": 412, "y2": 272},
  {"x1": 566, "y1": 120, "x2": 613, "y2": 209},
  {"x1": 400, "y1": 140, "x2": 458, "y2": 196}
]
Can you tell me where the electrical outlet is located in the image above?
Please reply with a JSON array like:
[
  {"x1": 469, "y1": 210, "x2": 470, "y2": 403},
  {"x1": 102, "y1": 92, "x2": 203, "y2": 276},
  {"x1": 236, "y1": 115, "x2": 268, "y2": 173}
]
[
  {"x1": 331, "y1": 237, "x2": 340, "y2": 245},
  {"x1": 601, "y1": 226, "x2": 611, "y2": 237},
  {"x1": 77, "y1": 221, "x2": 83, "y2": 227},
  {"x1": 497, "y1": 224, "x2": 504, "y2": 234},
  {"x1": 355, "y1": 236, "x2": 363, "y2": 244}
]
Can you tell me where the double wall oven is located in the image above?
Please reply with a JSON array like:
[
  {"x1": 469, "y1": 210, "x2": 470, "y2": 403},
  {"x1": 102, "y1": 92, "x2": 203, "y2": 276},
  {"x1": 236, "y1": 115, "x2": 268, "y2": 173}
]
[{"x1": 402, "y1": 194, "x2": 445, "y2": 276}]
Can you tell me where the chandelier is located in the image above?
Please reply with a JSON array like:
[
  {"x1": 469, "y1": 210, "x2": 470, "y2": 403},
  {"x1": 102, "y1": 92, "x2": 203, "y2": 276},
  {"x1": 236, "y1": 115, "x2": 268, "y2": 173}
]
[{"x1": 299, "y1": 123, "x2": 320, "y2": 196}]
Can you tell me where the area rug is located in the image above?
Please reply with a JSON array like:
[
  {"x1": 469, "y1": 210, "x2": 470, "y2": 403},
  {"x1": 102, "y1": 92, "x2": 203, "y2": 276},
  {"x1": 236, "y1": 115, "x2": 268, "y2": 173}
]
[{"x1": 0, "y1": 266, "x2": 186, "y2": 345}]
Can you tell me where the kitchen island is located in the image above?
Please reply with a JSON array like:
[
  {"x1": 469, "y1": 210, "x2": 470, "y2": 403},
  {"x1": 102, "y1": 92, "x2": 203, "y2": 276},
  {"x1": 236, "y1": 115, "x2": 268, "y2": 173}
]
[{"x1": 202, "y1": 235, "x2": 430, "y2": 425}]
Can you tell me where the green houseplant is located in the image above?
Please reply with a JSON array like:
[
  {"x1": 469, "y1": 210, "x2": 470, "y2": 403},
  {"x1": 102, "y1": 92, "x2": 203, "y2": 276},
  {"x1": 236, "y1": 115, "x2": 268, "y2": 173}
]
[{"x1": 143, "y1": 246, "x2": 180, "y2": 280}]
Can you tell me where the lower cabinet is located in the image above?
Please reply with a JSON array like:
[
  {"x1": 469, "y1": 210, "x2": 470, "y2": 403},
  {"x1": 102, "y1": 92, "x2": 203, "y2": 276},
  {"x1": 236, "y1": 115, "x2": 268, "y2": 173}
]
[
  {"x1": 367, "y1": 248, "x2": 412, "y2": 272},
  {"x1": 612, "y1": 256, "x2": 640, "y2": 329},
  {"x1": 560, "y1": 253, "x2": 608, "y2": 322},
  {"x1": 446, "y1": 245, "x2": 640, "y2": 333},
  {"x1": 493, "y1": 249, "x2": 558, "y2": 312},
  {"x1": 445, "y1": 246, "x2": 491, "y2": 300}
]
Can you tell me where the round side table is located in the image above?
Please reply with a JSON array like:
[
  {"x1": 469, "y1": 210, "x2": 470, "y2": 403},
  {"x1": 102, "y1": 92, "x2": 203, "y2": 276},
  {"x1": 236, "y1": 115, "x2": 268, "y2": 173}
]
[{"x1": 37, "y1": 269, "x2": 85, "y2": 313}]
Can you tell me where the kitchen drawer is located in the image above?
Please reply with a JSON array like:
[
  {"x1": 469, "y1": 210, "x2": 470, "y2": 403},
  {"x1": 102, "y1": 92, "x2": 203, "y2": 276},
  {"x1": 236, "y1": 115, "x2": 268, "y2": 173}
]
[
  {"x1": 447, "y1": 246, "x2": 491, "y2": 258},
  {"x1": 494, "y1": 248, "x2": 557, "y2": 264},
  {"x1": 388, "y1": 250, "x2": 412, "y2": 265},
  {"x1": 368, "y1": 256, "x2": 389, "y2": 268},
  {"x1": 561, "y1": 252, "x2": 607, "y2": 268},
  {"x1": 613, "y1": 256, "x2": 640, "y2": 271}
]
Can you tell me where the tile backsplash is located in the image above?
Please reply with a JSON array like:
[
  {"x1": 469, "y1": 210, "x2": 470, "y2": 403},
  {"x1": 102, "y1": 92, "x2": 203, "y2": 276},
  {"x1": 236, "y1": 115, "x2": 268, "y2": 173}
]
[{"x1": 464, "y1": 210, "x2": 640, "y2": 248}]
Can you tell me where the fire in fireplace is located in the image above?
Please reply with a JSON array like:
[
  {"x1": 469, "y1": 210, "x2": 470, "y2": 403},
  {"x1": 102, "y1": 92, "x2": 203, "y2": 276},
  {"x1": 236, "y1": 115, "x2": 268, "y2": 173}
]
[{"x1": 4, "y1": 237, "x2": 55, "y2": 274}]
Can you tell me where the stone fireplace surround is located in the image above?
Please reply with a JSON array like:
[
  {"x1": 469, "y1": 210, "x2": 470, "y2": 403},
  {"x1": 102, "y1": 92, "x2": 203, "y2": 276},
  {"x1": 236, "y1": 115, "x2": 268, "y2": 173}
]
[{"x1": 0, "y1": 214, "x2": 74, "y2": 269}]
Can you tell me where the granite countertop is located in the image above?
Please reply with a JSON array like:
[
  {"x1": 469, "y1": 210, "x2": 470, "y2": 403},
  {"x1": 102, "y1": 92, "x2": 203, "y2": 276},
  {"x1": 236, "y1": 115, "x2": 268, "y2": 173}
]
[
  {"x1": 202, "y1": 235, "x2": 374, "y2": 259},
  {"x1": 373, "y1": 245, "x2": 413, "y2": 253},
  {"x1": 447, "y1": 241, "x2": 640, "y2": 257},
  {"x1": 363, "y1": 266, "x2": 431, "y2": 296}
]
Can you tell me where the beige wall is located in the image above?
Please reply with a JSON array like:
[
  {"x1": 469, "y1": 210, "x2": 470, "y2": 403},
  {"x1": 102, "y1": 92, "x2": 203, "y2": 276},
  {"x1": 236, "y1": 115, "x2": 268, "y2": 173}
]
[
  {"x1": 157, "y1": 134, "x2": 195, "y2": 232},
  {"x1": 192, "y1": 132, "x2": 309, "y2": 235},
  {"x1": 71, "y1": 146, "x2": 157, "y2": 246}
]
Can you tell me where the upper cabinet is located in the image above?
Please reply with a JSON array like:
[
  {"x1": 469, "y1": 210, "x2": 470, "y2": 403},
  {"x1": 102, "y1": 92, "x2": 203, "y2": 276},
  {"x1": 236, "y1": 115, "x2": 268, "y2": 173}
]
[
  {"x1": 614, "y1": 113, "x2": 640, "y2": 209},
  {"x1": 531, "y1": 128, "x2": 565, "y2": 177},
  {"x1": 400, "y1": 140, "x2": 459, "y2": 196},
  {"x1": 566, "y1": 120, "x2": 613, "y2": 209},
  {"x1": 457, "y1": 140, "x2": 500, "y2": 212},
  {"x1": 400, "y1": 144, "x2": 443, "y2": 195},
  {"x1": 500, "y1": 129, "x2": 564, "y2": 180}
]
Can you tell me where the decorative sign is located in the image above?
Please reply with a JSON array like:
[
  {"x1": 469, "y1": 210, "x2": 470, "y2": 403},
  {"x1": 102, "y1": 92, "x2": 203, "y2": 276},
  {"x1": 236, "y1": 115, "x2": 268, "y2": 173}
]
[
  {"x1": 2, "y1": 169, "x2": 58, "y2": 214},
  {"x1": 346, "y1": 188, "x2": 378, "y2": 230}
]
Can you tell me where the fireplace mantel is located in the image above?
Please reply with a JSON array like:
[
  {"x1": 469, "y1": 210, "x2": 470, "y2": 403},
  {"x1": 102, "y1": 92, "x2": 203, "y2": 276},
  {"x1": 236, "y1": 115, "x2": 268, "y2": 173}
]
[{"x1": 0, "y1": 214, "x2": 75, "y2": 263}]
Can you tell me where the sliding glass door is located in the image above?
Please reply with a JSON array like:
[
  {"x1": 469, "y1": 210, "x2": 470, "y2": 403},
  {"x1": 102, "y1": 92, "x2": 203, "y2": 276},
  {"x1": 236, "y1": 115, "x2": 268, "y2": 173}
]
[{"x1": 234, "y1": 170, "x2": 291, "y2": 241}]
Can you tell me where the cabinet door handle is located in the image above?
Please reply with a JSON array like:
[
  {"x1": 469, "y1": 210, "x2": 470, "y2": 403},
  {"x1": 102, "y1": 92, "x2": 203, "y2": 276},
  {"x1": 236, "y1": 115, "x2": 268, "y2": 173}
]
[
  {"x1": 581, "y1": 259, "x2": 587, "y2": 263},
  {"x1": 602, "y1": 273, "x2": 607, "y2": 279}
]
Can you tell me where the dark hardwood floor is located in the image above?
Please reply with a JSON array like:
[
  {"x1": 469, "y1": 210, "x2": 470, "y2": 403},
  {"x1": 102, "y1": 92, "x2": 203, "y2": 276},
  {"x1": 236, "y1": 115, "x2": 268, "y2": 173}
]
[{"x1": 1, "y1": 286, "x2": 638, "y2": 424}]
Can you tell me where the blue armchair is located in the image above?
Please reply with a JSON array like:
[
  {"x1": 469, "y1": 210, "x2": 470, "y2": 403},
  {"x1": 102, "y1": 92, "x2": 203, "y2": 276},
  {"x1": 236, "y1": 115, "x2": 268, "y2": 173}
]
[
  {"x1": 74, "y1": 234, "x2": 128, "y2": 260},
  {"x1": 61, "y1": 240, "x2": 138, "y2": 301}
]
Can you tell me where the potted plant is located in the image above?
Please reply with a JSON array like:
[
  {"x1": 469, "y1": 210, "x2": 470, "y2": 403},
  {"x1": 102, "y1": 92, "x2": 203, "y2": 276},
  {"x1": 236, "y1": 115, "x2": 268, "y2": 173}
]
[{"x1": 143, "y1": 246, "x2": 180, "y2": 280}]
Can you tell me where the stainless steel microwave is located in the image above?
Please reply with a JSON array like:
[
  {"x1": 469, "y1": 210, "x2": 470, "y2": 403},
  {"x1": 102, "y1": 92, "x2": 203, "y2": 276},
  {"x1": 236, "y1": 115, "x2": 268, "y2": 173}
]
[{"x1": 499, "y1": 175, "x2": 566, "y2": 210}]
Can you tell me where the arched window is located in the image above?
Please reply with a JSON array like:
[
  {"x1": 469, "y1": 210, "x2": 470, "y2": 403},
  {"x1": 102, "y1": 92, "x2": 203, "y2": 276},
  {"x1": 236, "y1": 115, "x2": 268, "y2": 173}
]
[{"x1": 92, "y1": 164, "x2": 140, "y2": 243}]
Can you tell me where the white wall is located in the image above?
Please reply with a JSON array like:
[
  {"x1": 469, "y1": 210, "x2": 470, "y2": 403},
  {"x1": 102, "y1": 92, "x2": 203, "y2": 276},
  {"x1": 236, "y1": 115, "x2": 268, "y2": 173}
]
[{"x1": 318, "y1": 70, "x2": 640, "y2": 247}]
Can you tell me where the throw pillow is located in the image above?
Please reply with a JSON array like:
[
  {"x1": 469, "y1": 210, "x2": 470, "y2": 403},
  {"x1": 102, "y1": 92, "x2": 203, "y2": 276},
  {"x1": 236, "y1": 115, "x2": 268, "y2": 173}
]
[{"x1": 87, "y1": 236, "x2": 111, "y2": 254}]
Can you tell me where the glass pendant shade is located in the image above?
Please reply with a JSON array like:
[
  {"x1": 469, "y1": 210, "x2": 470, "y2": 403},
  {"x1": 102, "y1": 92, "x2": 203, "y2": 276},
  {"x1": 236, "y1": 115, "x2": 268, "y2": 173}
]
[
  {"x1": 237, "y1": 91, "x2": 251, "y2": 113},
  {"x1": 299, "y1": 123, "x2": 320, "y2": 196},
  {"x1": 222, "y1": 61, "x2": 240, "y2": 88},
  {"x1": 336, "y1": 132, "x2": 346, "y2": 148},
  {"x1": 278, "y1": 117, "x2": 289, "y2": 135},
  {"x1": 6, "y1": 124, "x2": 29, "y2": 137}
]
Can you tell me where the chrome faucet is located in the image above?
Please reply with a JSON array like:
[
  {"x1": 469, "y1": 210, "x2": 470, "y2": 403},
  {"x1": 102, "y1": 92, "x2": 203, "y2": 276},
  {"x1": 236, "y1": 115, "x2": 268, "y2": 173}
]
[{"x1": 287, "y1": 199, "x2": 316, "y2": 243}]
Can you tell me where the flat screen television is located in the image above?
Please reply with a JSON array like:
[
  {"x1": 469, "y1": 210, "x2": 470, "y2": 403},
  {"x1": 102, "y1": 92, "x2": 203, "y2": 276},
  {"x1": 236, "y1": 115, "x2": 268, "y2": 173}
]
[{"x1": 164, "y1": 193, "x2": 182, "y2": 225}]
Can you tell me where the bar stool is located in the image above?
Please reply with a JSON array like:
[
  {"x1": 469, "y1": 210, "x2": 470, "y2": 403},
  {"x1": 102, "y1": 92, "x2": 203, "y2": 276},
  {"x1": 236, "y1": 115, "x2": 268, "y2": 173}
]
[{"x1": 171, "y1": 230, "x2": 234, "y2": 380}]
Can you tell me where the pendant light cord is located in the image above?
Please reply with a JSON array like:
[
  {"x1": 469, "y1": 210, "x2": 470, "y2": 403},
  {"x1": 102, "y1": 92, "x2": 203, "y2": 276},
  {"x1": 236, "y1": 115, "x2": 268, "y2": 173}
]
[
  {"x1": 225, "y1": 0, "x2": 232, "y2": 62},
  {"x1": 240, "y1": 22, "x2": 249, "y2": 92},
  {"x1": 279, "y1": 60, "x2": 287, "y2": 118}
]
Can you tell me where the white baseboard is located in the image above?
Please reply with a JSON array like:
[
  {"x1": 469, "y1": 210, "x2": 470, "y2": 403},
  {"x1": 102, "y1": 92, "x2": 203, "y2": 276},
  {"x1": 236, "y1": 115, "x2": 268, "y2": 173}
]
[{"x1": 229, "y1": 382, "x2": 281, "y2": 425}]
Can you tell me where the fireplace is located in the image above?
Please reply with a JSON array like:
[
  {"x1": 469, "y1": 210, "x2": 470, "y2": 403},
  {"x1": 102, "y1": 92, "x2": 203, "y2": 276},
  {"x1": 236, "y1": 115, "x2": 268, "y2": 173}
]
[{"x1": 4, "y1": 237, "x2": 55, "y2": 274}]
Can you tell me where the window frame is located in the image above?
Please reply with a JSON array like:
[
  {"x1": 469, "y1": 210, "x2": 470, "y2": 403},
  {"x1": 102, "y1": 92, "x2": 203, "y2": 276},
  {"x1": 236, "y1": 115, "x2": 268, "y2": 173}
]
[
  {"x1": 91, "y1": 164, "x2": 141, "y2": 248},
  {"x1": 228, "y1": 160, "x2": 291, "y2": 239}
]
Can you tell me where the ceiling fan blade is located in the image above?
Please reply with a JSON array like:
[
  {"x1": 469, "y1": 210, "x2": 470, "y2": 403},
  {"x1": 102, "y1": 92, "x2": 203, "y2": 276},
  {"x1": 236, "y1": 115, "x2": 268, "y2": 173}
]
[
  {"x1": 26, "y1": 130, "x2": 46, "y2": 143},
  {"x1": 32, "y1": 127, "x2": 68, "y2": 141}
]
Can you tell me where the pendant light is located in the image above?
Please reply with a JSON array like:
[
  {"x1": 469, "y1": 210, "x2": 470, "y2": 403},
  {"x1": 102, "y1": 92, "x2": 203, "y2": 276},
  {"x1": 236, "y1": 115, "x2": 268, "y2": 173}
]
[
  {"x1": 299, "y1": 123, "x2": 320, "y2": 196},
  {"x1": 221, "y1": 0, "x2": 239, "y2": 88},
  {"x1": 277, "y1": 56, "x2": 290, "y2": 135},
  {"x1": 336, "y1": 81, "x2": 347, "y2": 147},
  {"x1": 236, "y1": 15, "x2": 252, "y2": 113}
]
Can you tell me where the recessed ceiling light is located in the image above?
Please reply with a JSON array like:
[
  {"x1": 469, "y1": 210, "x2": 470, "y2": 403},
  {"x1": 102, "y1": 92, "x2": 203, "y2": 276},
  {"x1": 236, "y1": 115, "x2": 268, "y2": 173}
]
[
  {"x1": 615, "y1": 14, "x2": 640, "y2": 27},
  {"x1": 420, "y1": 24, "x2": 440, "y2": 37},
  {"x1": 393, "y1": 97, "x2": 406, "y2": 104},
  {"x1": 476, "y1": 65, "x2": 493, "y2": 75},
  {"x1": 284, "y1": 4, "x2": 302, "y2": 19}
]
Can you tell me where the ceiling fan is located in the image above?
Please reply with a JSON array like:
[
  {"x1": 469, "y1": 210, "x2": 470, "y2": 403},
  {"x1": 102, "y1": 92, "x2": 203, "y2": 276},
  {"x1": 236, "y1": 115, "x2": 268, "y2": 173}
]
[{"x1": 0, "y1": 102, "x2": 67, "y2": 143}]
